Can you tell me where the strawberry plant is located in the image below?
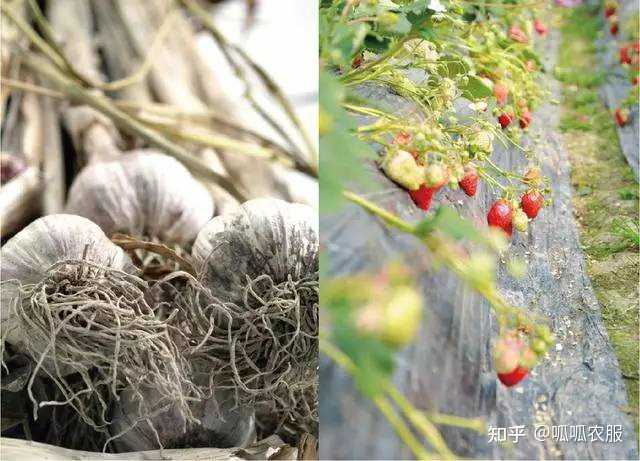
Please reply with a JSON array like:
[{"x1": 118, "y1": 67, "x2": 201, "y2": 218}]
[
  {"x1": 609, "y1": 5, "x2": 640, "y2": 122},
  {"x1": 320, "y1": 0, "x2": 556, "y2": 457}
]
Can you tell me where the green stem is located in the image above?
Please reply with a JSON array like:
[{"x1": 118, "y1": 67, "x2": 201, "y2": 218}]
[
  {"x1": 373, "y1": 395, "x2": 436, "y2": 460},
  {"x1": 342, "y1": 36, "x2": 411, "y2": 85},
  {"x1": 386, "y1": 386, "x2": 457, "y2": 460},
  {"x1": 320, "y1": 339, "x2": 440, "y2": 460},
  {"x1": 343, "y1": 190, "x2": 415, "y2": 234},
  {"x1": 342, "y1": 191, "x2": 513, "y2": 317},
  {"x1": 426, "y1": 412, "x2": 486, "y2": 433}
]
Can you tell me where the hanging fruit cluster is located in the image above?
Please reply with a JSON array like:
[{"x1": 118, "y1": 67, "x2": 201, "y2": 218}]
[{"x1": 332, "y1": 5, "x2": 555, "y2": 239}]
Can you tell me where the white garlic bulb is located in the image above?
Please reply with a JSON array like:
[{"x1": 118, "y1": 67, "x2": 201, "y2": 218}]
[
  {"x1": 0, "y1": 214, "x2": 134, "y2": 349},
  {"x1": 66, "y1": 151, "x2": 214, "y2": 245},
  {"x1": 188, "y1": 198, "x2": 318, "y2": 430},
  {"x1": 192, "y1": 198, "x2": 318, "y2": 302}
]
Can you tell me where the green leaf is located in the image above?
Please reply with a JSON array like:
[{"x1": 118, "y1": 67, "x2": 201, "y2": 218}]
[
  {"x1": 460, "y1": 75, "x2": 494, "y2": 100},
  {"x1": 319, "y1": 71, "x2": 375, "y2": 214},
  {"x1": 334, "y1": 326, "x2": 396, "y2": 398},
  {"x1": 392, "y1": 14, "x2": 412, "y2": 35},
  {"x1": 437, "y1": 55, "x2": 470, "y2": 78},
  {"x1": 402, "y1": 0, "x2": 429, "y2": 15},
  {"x1": 364, "y1": 33, "x2": 392, "y2": 53}
]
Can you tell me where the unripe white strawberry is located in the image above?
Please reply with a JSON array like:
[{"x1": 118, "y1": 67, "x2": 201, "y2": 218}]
[
  {"x1": 523, "y1": 166, "x2": 542, "y2": 185},
  {"x1": 441, "y1": 78, "x2": 457, "y2": 101},
  {"x1": 380, "y1": 286, "x2": 423, "y2": 347},
  {"x1": 513, "y1": 209, "x2": 529, "y2": 232},
  {"x1": 493, "y1": 335, "x2": 523, "y2": 373},
  {"x1": 469, "y1": 130, "x2": 494, "y2": 154},
  {"x1": 424, "y1": 163, "x2": 447, "y2": 187},
  {"x1": 382, "y1": 150, "x2": 424, "y2": 191}
]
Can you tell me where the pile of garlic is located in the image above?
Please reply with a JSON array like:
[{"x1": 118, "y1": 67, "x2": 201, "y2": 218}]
[{"x1": 0, "y1": 152, "x2": 318, "y2": 452}]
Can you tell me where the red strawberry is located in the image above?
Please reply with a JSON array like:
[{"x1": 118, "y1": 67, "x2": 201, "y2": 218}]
[
  {"x1": 487, "y1": 199, "x2": 513, "y2": 236},
  {"x1": 493, "y1": 333, "x2": 531, "y2": 387},
  {"x1": 409, "y1": 185, "x2": 437, "y2": 211},
  {"x1": 498, "y1": 112, "x2": 514, "y2": 129},
  {"x1": 351, "y1": 53, "x2": 363, "y2": 69},
  {"x1": 493, "y1": 82, "x2": 509, "y2": 106},
  {"x1": 459, "y1": 165, "x2": 479, "y2": 197},
  {"x1": 610, "y1": 21, "x2": 618, "y2": 36},
  {"x1": 519, "y1": 107, "x2": 533, "y2": 129},
  {"x1": 615, "y1": 107, "x2": 629, "y2": 126},
  {"x1": 394, "y1": 131, "x2": 412, "y2": 145},
  {"x1": 498, "y1": 365, "x2": 529, "y2": 387},
  {"x1": 605, "y1": 6, "x2": 616, "y2": 18},
  {"x1": 521, "y1": 190, "x2": 544, "y2": 219},
  {"x1": 534, "y1": 19, "x2": 548, "y2": 36},
  {"x1": 620, "y1": 46, "x2": 632, "y2": 65},
  {"x1": 508, "y1": 25, "x2": 528, "y2": 44}
]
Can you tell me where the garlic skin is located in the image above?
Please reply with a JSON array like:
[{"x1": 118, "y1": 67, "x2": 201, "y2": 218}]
[
  {"x1": 0, "y1": 214, "x2": 134, "y2": 348},
  {"x1": 192, "y1": 198, "x2": 318, "y2": 302},
  {"x1": 66, "y1": 151, "x2": 214, "y2": 245}
]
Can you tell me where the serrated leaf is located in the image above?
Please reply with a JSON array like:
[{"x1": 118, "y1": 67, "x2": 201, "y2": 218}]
[
  {"x1": 415, "y1": 23, "x2": 436, "y2": 40},
  {"x1": 437, "y1": 56, "x2": 470, "y2": 78},
  {"x1": 460, "y1": 75, "x2": 494, "y2": 100},
  {"x1": 402, "y1": 0, "x2": 429, "y2": 15}
]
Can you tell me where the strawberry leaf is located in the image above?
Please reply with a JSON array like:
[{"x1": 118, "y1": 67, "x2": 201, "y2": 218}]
[
  {"x1": 320, "y1": 72, "x2": 375, "y2": 214},
  {"x1": 460, "y1": 75, "x2": 494, "y2": 100}
]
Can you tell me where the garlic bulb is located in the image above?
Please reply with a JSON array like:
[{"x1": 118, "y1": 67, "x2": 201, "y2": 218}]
[
  {"x1": 0, "y1": 214, "x2": 133, "y2": 348},
  {"x1": 187, "y1": 198, "x2": 319, "y2": 431},
  {"x1": 66, "y1": 151, "x2": 213, "y2": 245},
  {"x1": 192, "y1": 198, "x2": 318, "y2": 302},
  {"x1": 1, "y1": 214, "x2": 196, "y2": 434}
]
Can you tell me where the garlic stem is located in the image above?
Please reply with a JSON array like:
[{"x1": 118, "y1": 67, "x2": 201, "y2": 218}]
[{"x1": 21, "y1": 55, "x2": 248, "y2": 201}]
